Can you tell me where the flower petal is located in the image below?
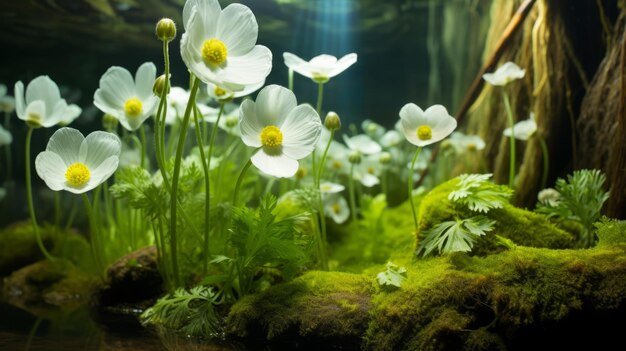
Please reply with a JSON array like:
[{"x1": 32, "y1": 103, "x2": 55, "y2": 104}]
[
  {"x1": 25, "y1": 76, "x2": 61, "y2": 114},
  {"x1": 239, "y1": 99, "x2": 263, "y2": 147},
  {"x1": 219, "y1": 45, "x2": 273, "y2": 86},
  {"x1": 255, "y1": 85, "x2": 296, "y2": 127},
  {"x1": 98, "y1": 66, "x2": 135, "y2": 107},
  {"x1": 35, "y1": 151, "x2": 66, "y2": 191},
  {"x1": 216, "y1": 3, "x2": 258, "y2": 56},
  {"x1": 280, "y1": 104, "x2": 321, "y2": 160},
  {"x1": 46, "y1": 127, "x2": 84, "y2": 166},
  {"x1": 343, "y1": 134, "x2": 381, "y2": 155},
  {"x1": 81, "y1": 156, "x2": 119, "y2": 193},
  {"x1": 251, "y1": 149, "x2": 299, "y2": 178},
  {"x1": 283, "y1": 52, "x2": 307, "y2": 70},
  {"x1": 183, "y1": 0, "x2": 221, "y2": 34},
  {"x1": 79, "y1": 131, "x2": 122, "y2": 169},
  {"x1": 328, "y1": 53, "x2": 357, "y2": 78},
  {"x1": 14, "y1": 81, "x2": 25, "y2": 118},
  {"x1": 135, "y1": 62, "x2": 157, "y2": 100}
]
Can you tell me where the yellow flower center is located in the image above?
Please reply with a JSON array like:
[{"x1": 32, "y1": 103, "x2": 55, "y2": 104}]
[
  {"x1": 260, "y1": 125, "x2": 283, "y2": 147},
  {"x1": 321, "y1": 184, "x2": 332, "y2": 192},
  {"x1": 467, "y1": 143, "x2": 477, "y2": 151},
  {"x1": 26, "y1": 112, "x2": 42, "y2": 128},
  {"x1": 202, "y1": 39, "x2": 228, "y2": 66},
  {"x1": 416, "y1": 125, "x2": 432, "y2": 141},
  {"x1": 312, "y1": 72, "x2": 329, "y2": 84},
  {"x1": 214, "y1": 86, "x2": 227, "y2": 97},
  {"x1": 225, "y1": 115, "x2": 239, "y2": 128},
  {"x1": 332, "y1": 203, "x2": 341, "y2": 214},
  {"x1": 367, "y1": 166, "x2": 375, "y2": 174},
  {"x1": 332, "y1": 160, "x2": 343, "y2": 169},
  {"x1": 295, "y1": 167, "x2": 306, "y2": 179},
  {"x1": 124, "y1": 98, "x2": 143, "y2": 117},
  {"x1": 65, "y1": 162, "x2": 91, "y2": 187}
]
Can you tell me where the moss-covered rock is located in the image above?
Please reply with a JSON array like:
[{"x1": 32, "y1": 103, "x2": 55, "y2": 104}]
[
  {"x1": 0, "y1": 222, "x2": 58, "y2": 276},
  {"x1": 226, "y1": 220, "x2": 626, "y2": 350},
  {"x1": 226, "y1": 271, "x2": 374, "y2": 348},
  {"x1": 417, "y1": 178, "x2": 575, "y2": 254}
]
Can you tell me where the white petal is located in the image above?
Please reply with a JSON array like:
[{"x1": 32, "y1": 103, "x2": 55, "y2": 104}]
[
  {"x1": 328, "y1": 53, "x2": 357, "y2": 78},
  {"x1": 14, "y1": 81, "x2": 25, "y2": 118},
  {"x1": 309, "y1": 54, "x2": 338, "y2": 67},
  {"x1": 280, "y1": 104, "x2": 321, "y2": 160},
  {"x1": 183, "y1": 0, "x2": 220, "y2": 34},
  {"x1": 219, "y1": 45, "x2": 273, "y2": 86},
  {"x1": 283, "y1": 52, "x2": 307, "y2": 70},
  {"x1": 46, "y1": 127, "x2": 84, "y2": 165},
  {"x1": 255, "y1": 85, "x2": 296, "y2": 127},
  {"x1": 216, "y1": 3, "x2": 258, "y2": 56},
  {"x1": 325, "y1": 196, "x2": 349, "y2": 224},
  {"x1": 80, "y1": 156, "x2": 119, "y2": 193},
  {"x1": 135, "y1": 62, "x2": 157, "y2": 100},
  {"x1": 79, "y1": 131, "x2": 122, "y2": 169},
  {"x1": 233, "y1": 80, "x2": 264, "y2": 98},
  {"x1": 35, "y1": 151, "x2": 66, "y2": 191},
  {"x1": 25, "y1": 76, "x2": 61, "y2": 114},
  {"x1": 98, "y1": 66, "x2": 135, "y2": 107},
  {"x1": 320, "y1": 182, "x2": 345, "y2": 194},
  {"x1": 251, "y1": 149, "x2": 299, "y2": 178},
  {"x1": 239, "y1": 99, "x2": 263, "y2": 147},
  {"x1": 343, "y1": 134, "x2": 381, "y2": 155},
  {"x1": 360, "y1": 173, "x2": 380, "y2": 187},
  {"x1": 23, "y1": 100, "x2": 47, "y2": 125},
  {"x1": 380, "y1": 130, "x2": 402, "y2": 147}
]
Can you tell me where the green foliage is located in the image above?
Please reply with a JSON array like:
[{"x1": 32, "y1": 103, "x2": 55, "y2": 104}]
[
  {"x1": 213, "y1": 194, "x2": 311, "y2": 298},
  {"x1": 537, "y1": 169, "x2": 609, "y2": 247},
  {"x1": 141, "y1": 286, "x2": 220, "y2": 337},
  {"x1": 418, "y1": 216, "x2": 495, "y2": 257},
  {"x1": 109, "y1": 166, "x2": 168, "y2": 218},
  {"x1": 376, "y1": 262, "x2": 407, "y2": 288},
  {"x1": 448, "y1": 174, "x2": 513, "y2": 213}
]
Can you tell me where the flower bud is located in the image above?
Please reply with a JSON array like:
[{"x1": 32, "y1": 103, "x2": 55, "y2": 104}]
[
  {"x1": 156, "y1": 18, "x2": 176, "y2": 42},
  {"x1": 103, "y1": 113, "x2": 118, "y2": 132},
  {"x1": 324, "y1": 111, "x2": 341, "y2": 131},
  {"x1": 379, "y1": 151, "x2": 392, "y2": 165},
  {"x1": 153, "y1": 74, "x2": 170, "y2": 97},
  {"x1": 348, "y1": 150, "x2": 362, "y2": 165}
]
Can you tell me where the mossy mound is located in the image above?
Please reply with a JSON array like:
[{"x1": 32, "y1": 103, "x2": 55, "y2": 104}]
[
  {"x1": 226, "y1": 271, "x2": 374, "y2": 348},
  {"x1": 226, "y1": 219, "x2": 626, "y2": 350},
  {"x1": 0, "y1": 222, "x2": 58, "y2": 276},
  {"x1": 417, "y1": 178, "x2": 575, "y2": 254}
]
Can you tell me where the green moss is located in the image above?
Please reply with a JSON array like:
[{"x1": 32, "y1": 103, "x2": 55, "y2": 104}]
[
  {"x1": 226, "y1": 271, "x2": 373, "y2": 343},
  {"x1": 417, "y1": 179, "x2": 575, "y2": 254},
  {"x1": 0, "y1": 222, "x2": 58, "y2": 276}
]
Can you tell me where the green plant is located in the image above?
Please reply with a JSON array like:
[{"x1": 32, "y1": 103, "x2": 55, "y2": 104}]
[
  {"x1": 376, "y1": 261, "x2": 407, "y2": 288},
  {"x1": 537, "y1": 169, "x2": 609, "y2": 247},
  {"x1": 418, "y1": 216, "x2": 495, "y2": 257},
  {"x1": 141, "y1": 286, "x2": 220, "y2": 337},
  {"x1": 448, "y1": 174, "x2": 513, "y2": 213}
]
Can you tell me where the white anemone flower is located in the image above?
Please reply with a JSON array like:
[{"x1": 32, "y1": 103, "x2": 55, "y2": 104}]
[
  {"x1": 449, "y1": 132, "x2": 486, "y2": 153},
  {"x1": 353, "y1": 154, "x2": 381, "y2": 187},
  {"x1": 206, "y1": 80, "x2": 264, "y2": 103},
  {"x1": 181, "y1": 0, "x2": 272, "y2": 89},
  {"x1": 503, "y1": 113, "x2": 537, "y2": 141},
  {"x1": 0, "y1": 125, "x2": 12, "y2": 145},
  {"x1": 93, "y1": 62, "x2": 159, "y2": 131},
  {"x1": 0, "y1": 84, "x2": 16, "y2": 114},
  {"x1": 283, "y1": 52, "x2": 357, "y2": 83},
  {"x1": 399, "y1": 103, "x2": 457, "y2": 147},
  {"x1": 362, "y1": 119, "x2": 385, "y2": 140},
  {"x1": 35, "y1": 127, "x2": 121, "y2": 194},
  {"x1": 205, "y1": 102, "x2": 241, "y2": 136},
  {"x1": 164, "y1": 87, "x2": 191, "y2": 125},
  {"x1": 320, "y1": 182, "x2": 345, "y2": 194},
  {"x1": 14, "y1": 76, "x2": 82, "y2": 128},
  {"x1": 343, "y1": 134, "x2": 382, "y2": 155},
  {"x1": 380, "y1": 130, "x2": 403, "y2": 148},
  {"x1": 239, "y1": 85, "x2": 322, "y2": 178},
  {"x1": 482, "y1": 61, "x2": 526, "y2": 86},
  {"x1": 326, "y1": 141, "x2": 350, "y2": 174},
  {"x1": 324, "y1": 195, "x2": 350, "y2": 224}
]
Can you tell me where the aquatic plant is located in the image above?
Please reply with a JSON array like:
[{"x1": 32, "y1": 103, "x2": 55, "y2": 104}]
[
  {"x1": 536, "y1": 169, "x2": 609, "y2": 247},
  {"x1": 399, "y1": 103, "x2": 457, "y2": 234},
  {"x1": 483, "y1": 61, "x2": 525, "y2": 188}
]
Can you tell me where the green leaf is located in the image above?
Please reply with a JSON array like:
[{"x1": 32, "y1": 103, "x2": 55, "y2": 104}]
[
  {"x1": 377, "y1": 262, "x2": 407, "y2": 288},
  {"x1": 418, "y1": 216, "x2": 495, "y2": 257},
  {"x1": 448, "y1": 174, "x2": 512, "y2": 213}
]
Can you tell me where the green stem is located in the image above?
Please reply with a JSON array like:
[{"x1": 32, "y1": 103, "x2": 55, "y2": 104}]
[
  {"x1": 382, "y1": 167, "x2": 388, "y2": 200},
  {"x1": 502, "y1": 91, "x2": 516, "y2": 188},
  {"x1": 24, "y1": 317, "x2": 43, "y2": 351},
  {"x1": 139, "y1": 125, "x2": 147, "y2": 169},
  {"x1": 192, "y1": 105, "x2": 212, "y2": 274},
  {"x1": 537, "y1": 135, "x2": 550, "y2": 189},
  {"x1": 25, "y1": 128, "x2": 55, "y2": 262},
  {"x1": 313, "y1": 130, "x2": 334, "y2": 271},
  {"x1": 82, "y1": 193, "x2": 104, "y2": 274},
  {"x1": 288, "y1": 69, "x2": 294, "y2": 92},
  {"x1": 408, "y1": 147, "x2": 423, "y2": 233},
  {"x1": 316, "y1": 130, "x2": 335, "y2": 184},
  {"x1": 316, "y1": 82, "x2": 324, "y2": 115},
  {"x1": 170, "y1": 77, "x2": 201, "y2": 287},
  {"x1": 348, "y1": 163, "x2": 358, "y2": 223},
  {"x1": 53, "y1": 191, "x2": 61, "y2": 227},
  {"x1": 233, "y1": 159, "x2": 253, "y2": 207}
]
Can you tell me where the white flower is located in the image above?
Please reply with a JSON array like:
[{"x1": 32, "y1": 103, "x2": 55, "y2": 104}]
[
  {"x1": 239, "y1": 85, "x2": 321, "y2": 178},
  {"x1": 93, "y1": 62, "x2": 159, "y2": 131},
  {"x1": 353, "y1": 154, "x2": 381, "y2": 187},
  {"x1": 320, "y1": 182, "x2": 345, "y2": 194},
  {"x1": 503, "y1": 113, "x2": 537, "y2": 141},
  {"x1": 0, "y1": 84, "x2": 16, "y2": 114},
  {"x1": 482, "y1": 61, "x2": 526, "y2": 86},
  {"x1": 343, "y1": 134, "x2": 382, "y2": 155},
  {"x1": 164, "y1": 86, "x2": 191, "y2": 125},
  {"x1": 405, "y1": 148, "x2": 431, "y2": 172},
  {"x1": 283, "y1": 52, "x2": 357, "y2": 83},
  {"x1": 181, "y1": 0, "x2": 272, "y2": 89},
  {"x1": 206, "y1": 80, "x2": 264, "y2": 102},
  {"x1": 14, "y1": 76, "x2": 81, "y2": 128},
  {"x1": 399, "y1": 103, "x2": 457, "y2": 147},
  {"x1": 119, "y1": 145, "x2": 142, "y2": 168},
  {"x1": 35, "y1": 127, "x2": 121, "y2": 194},
  {"x1": 326, "y1": 141, "x2": 350, "y2": 174},
  {"x1": 0, "y1": 125, "x2": 12, "y2": 145},
  {"x1": 324, "y1": 195, "x2": 350, "y2": 224},
  {"x1": 380, "y1": 130, "x2": 403, "y2": 148},
  {"x1": 449, "y1": 132, "x2": 485, "y2": 153},
  {"x1": 204, "y1": 102, "x2": 241, "y2": 136},
  {"x1": 362, "y1": 119, "x2": 385, "y2": 140}
]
